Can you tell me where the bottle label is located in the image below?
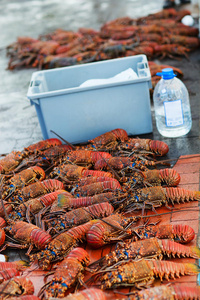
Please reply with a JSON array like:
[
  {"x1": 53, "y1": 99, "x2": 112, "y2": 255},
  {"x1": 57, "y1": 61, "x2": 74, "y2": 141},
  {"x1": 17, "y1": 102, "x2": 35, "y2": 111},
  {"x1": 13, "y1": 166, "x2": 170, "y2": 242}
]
[{"x1": 164, "y1": 99, "x2": 184, "y2": 127}]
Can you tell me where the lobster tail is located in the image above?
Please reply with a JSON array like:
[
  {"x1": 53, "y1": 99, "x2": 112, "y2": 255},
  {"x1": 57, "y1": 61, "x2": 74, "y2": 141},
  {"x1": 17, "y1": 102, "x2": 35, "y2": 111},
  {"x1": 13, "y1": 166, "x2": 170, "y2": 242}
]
[
  {"x1": 149, "y1": 139, "x2": 169, "y2": 156},
  {"x1": 149, "y1": 259, "x2": 200, "y2": 280},
  {"x1": 23, "y1": 138, "x2": 62, "y2": 154},
  {"x1": 155, "y1": 224, "x2": 195, "y2": 244},
  {"x1": 86, "y1": 215, "x2": 123, "y2": 248},
  {"x1": 165, "y1": 187, "x2": 200, "y2": 204},
  {"x1": 0, "y1": 228, "x2": 5, "y2": 247},
  {"x1": 173, "y1": 284, "x2": 200, "y2": 300},
  {"x1": 111, "y1": 128, "x2": 128, "y2": 142},
  {"x1": 30, "y1": 228, "x2": 52, "y2": 249},
  {"x1": 128, "y1": 285, "x2": 200, "y2": 300},
  {"x1": 159, "y1": 168, "x2": 181, "y2": 186},
  {"x1": 160, "y1": 239, "x2": 200, "y2": 259},
  {"x1": 65, "y1": 247, "x2": 90, "y2": 266}
]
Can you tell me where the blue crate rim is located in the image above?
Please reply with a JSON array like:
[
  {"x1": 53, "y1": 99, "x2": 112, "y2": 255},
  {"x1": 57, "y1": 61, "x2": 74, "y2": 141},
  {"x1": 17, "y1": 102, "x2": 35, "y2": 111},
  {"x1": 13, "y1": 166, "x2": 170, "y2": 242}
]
[{"x1": 27, "y1": 75, "x2": 152, "y2": 100}]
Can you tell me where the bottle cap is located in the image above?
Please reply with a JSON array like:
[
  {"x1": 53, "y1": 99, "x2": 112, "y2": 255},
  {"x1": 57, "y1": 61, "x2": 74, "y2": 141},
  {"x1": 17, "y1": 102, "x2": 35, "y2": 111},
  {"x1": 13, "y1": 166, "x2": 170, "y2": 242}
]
[{"x1": 156, "y1": 68, "x2": 177, "y2": 80}]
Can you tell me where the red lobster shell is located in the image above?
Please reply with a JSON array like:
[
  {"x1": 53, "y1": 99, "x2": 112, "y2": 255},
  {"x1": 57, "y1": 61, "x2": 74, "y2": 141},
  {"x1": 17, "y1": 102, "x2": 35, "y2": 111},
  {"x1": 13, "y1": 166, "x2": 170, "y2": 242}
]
[
  {"x1": 89, "y1": 128, "x2": 128, "y2": 149},
  {"x1": 43, "y1": 247, "x2": 90, "y2": 298},
  {"x1": 0, "y1": 277, "x2": 34, "y2": 298},
  {"x1": 127, "y1": 284, "x2": 200, "y2": 300},
  {"x1": 100, "y1": 259, "x2": 200, "y2": 289},
  {"x1": 91, "y1": 237, "x2": 200, "y2": 269}
]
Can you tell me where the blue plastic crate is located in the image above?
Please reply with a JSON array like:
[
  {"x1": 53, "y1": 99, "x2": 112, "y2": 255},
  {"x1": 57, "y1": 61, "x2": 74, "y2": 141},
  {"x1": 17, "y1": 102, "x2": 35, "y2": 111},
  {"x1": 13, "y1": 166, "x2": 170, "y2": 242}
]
[{"x1": 27, "y1": 55, "x2": 152, "y2": 144}]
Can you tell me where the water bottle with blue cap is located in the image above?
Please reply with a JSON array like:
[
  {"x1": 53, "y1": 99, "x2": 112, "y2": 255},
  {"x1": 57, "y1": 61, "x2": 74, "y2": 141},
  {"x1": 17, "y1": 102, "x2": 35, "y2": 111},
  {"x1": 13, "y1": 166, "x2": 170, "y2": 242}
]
[{"x1": 153, "y1": 68, "x2": 192, "y2": 137}]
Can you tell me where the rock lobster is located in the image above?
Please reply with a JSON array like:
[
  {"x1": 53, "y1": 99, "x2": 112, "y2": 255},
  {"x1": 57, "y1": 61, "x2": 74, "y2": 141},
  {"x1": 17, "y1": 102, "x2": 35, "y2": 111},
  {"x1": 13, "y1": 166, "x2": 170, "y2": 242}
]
[
  {"x1": 118, "y1": 137, "x2": 169, "y2": 156},
  {"x1": 2, "y1": 220, "x2": 52, "y2": 255},
  {"x1": 124, "y1": 168, "x2": 181, "y2": 188},
  {"x1": 86, "y1": 221, "x2": 195, "y2": 248},
  {"x1": 8, "y1": 189, "x2": 68, "y2": 221},
  {"x1": 0, "y1": 260, "x2": 28, "y2": 283},
  {"x1": 5, "y1": 179, "x2": 64, "y2": 203},
  {"x1": 45, "y1": 202, "x2": 114, "y2": 232},
  {"x1": 0, "y1": 277, "x2": 34, "y2": 299},
  {"x1": 123, "y1": 284, "x2": 200, "y2": 300},
  {"x1": 1, "y1": 166, "x2": 46, "y2": 199},
  {"x1": 40, "y1": 247, "x2": 90, "y2": 298},
  {"x1": 57, "y1": 192, "x2": 114, "y2": 210},
  {"x1": 121, "y1": 186, "x2": 200, "y2": 211},
  {"x1": 73, "y1": 180, "x2": 121, "y2": 197},
  {"x1": 0, "y1": 151, "x2": 24, "y2": 174},
  {"x1": 50, "y1": 163, "x2": 112, "y2": 181},
  {"x1": 99, "y1": 258, "x2": 200, "y2": 289},
  {"x1": 89, "y1": 128, "x2": 128, "y2": 149},
  {"x1": 90, "y1": 237, "x2": 200, "y2": 269}
]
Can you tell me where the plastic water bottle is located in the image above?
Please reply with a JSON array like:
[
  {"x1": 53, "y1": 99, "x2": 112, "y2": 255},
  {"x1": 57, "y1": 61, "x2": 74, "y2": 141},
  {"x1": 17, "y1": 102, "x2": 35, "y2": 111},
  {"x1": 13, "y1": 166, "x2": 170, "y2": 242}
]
[{"x1": 153, "y1": 68, "x2": 192, "y2": 138}]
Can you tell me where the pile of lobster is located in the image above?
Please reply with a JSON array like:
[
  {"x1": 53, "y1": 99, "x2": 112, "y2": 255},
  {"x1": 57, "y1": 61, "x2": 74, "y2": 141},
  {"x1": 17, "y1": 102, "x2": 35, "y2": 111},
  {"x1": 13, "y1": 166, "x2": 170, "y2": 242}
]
[
  {"x1": 0, "y1": 128, "x2": 200, "y2": 299},
  {"x1": 6, "y1": 8, "x2": 200, "y2": 74}
]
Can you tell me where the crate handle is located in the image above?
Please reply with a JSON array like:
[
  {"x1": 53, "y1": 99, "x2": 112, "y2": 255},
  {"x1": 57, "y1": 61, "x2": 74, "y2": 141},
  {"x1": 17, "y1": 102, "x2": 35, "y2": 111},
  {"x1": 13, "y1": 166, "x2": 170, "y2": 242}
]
[
  {"x1": 30, "y1": 80, "x2": 41, "y2": 87},
  {"x1": 137, "y1": 62, "x2": 149, "y2": 78}
]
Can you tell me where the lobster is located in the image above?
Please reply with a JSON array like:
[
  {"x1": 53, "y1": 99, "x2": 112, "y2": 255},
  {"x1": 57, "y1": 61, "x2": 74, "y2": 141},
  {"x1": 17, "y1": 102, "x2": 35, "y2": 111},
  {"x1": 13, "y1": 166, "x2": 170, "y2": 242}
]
[
  {"x1": 0, "y1": 201, "x2": 13, "y2": 218},
  {"x1": 57, "y1": 192, "x2": 114, "y2": 210},
  {"x1": 0, "y1": 218, "x2": 6, "y2": 229},
  {"x1": 30, "y1": 220, "x2": 99, "y2": 269},
  {"x1": 163, "y1": 35, "x2": 200, "y2": 49},
  {"x1": 149, "y1": 61, "x2": 184, "y2": 78},
  {"x1": 125, "y1": 168, "x2": 181, "y2": 188},
  {"x1": 122, "y1": 186, "x2": 200, "y2": 211},
  {"x1": 123, "y1": 284, "x2": 200, "y2": 300},
  {"x1": 0, "y1": 277, "x2": 34, "y2": 299},
  {"x1": 77, "y1": 176, "x2": 121, "y2": 187},
  {"x1": 90, "y1": 237, "x2": 200, "y2": 269},
  {"x1": 137, "y1": 8, "x2": 182, "y2": 22},
  {"x1": 1, "y1": 166, "x2": 46, "y2": 199},
  {"x1": 45, "y1": 202, "x2": 114, "y2": 232},
  {"x1": 58, "y1": 288, "x2": 106, "y2": 300},
  {"x1": 0, "y1": 260, "x2": 28, "y2": 283},
  {"x1": 0, "y1": 230, "x2": 5, "y2": 248},
  {"x1": 0, "y1": 261, "x2": 28, "y2": 271},
  {"x1": 16, "y1": 144, "x2": 72, "y2": 171},
  {"x1": 5, "y1": 179, "x2": 64, "y2": 203},
  {"x1": 99, "y1": 258, "x2": 200, "y2": 289},
  {"x1": 64, "y1": 150, "x2": 112, "y2": 166},
  {"x1": 0, "y1": 151, "x2": 24, "y2": 174},
  {"x1": 8, "y1": 189, "x2": 68, "y2": 221},
  {"x1": 88, "y1": 128, "x2": 128, "y2": 149},
  {"x1": 94, "y1": 156, "x2": 156, "y2": 172},
  {"x1": 86, "y1": 222, "x2": 195, "y2": 248},
  {"x1": 73, "y1": 180, "x2": 121, "y2": 197},
  {"x1": 170, "y1": 25, "x2": 199, "y2": 37},
  {"x1": 50, "y1": 163, "x2": 112, "y2": 181},
  {"x1": 118, "y1": 137, "x2": 169, "y2": 156},
  {"x1": 41, "y1": 247, "x2": 90, "y2": 298},
  {"x1": 2, "y1": 220, "x2": 52, "y2": 255},
  {"x1": 153, "y1": 44, "x2": 190, "y2": 59},
  {"x1": 86, "y1": 214, "x2": 140, "y2": 248},
  {"x1": 22, "y1": 138, "x2": 62, "y2": 155}
]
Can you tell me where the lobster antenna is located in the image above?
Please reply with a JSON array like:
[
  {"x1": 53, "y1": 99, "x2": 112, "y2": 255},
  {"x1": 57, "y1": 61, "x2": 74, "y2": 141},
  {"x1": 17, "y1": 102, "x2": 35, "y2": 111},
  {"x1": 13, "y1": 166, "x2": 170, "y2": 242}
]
[
  {"x1": 154, "y1": 154, "x2": 200, "y2": 165},
  {"x1": 50, "y1": 130, "x2": 76, "y2": 150},
  {"x1": 138, "y1": 208, "x2": 200, "y2": 219}
]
